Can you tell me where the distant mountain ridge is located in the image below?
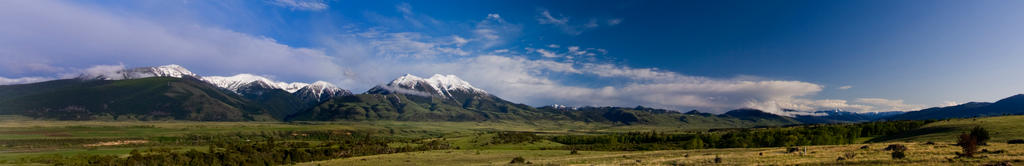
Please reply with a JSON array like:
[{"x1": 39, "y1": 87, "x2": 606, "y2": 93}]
[
  {"x1": 287, "y1": 75, "x2": 804, "y2": 128},
  {"x1": 886, "y1": 94, "x2": 1024, "y2": 120},
  {"x1": 793, "y1": 109, "x2": 904, "y2": 124},
  {"x1": 1, "y1": 64, "x2": 352, "y2": 120}
]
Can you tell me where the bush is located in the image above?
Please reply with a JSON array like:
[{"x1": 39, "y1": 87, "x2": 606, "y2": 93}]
[
  {"x1": 859, "y1": 145, "x2": 870, "y2": 150},
  {"x1": 970, "y1": 127, "x2": 990, "y2": 145},
  {"x1": 843, "y1": 151, "x2": 857, "y2": 159},
  {"x1": 714, "y1": 155, "x2": 722, "y2": 163},
  {"x1": 892, "y1": 151, "x2": 906, "y2": 159},
  {"x1": 884, "y1": 144, "x2": 907, "y2": 152},
  {"x1": 570, "y1": 149, "x2": 579, "y2": 155},
  {"x1": 886, "y1": 144, "x2": 908, "y2": 160},
  {"x1": 510, "y1": 156, "x2": 526, "y2": 164},
  {"x1": 957, "y1": 133, "x2": 979, "y2": 158},
  {"x1": 1007, "y1": 139, "x2": 1024, "y2": 144}
]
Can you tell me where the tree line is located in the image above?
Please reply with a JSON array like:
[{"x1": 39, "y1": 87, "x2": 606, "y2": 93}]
[
  {"x1": 549, "y1": 120, "x2": 932, "y2": 151},
  {"x1": 14, "y1": 131, "x2": 452, "y2": 166}
]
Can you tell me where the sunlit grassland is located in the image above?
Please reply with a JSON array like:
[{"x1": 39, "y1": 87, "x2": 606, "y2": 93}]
[
  {"x1": 3, "y1": 115, "x2": 1024, "y2": 165},
  {"x1": 871, "y1": 115, "x2": 1024, "y2": 143},
  {"x1": 297, "y1": 142, "x2": 1024, "y2": 165}
]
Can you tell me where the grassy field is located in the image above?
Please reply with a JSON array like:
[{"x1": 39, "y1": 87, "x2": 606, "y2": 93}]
[
  {"x1": 297, "y1": 142, "x2": 1024, "y2": 165},
  {"x1": 3, "y1": 115, "x2": 1024, "y2": 165},
  {"x1": 871, "y1": 115, "x2": 1024, "y2": 143}
]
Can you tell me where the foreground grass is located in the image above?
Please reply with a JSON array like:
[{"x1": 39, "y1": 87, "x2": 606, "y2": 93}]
[
  {"x1": 5, "y1": 115, "x2": 1024, "y2": 165},
  {"x1": 872, "y1": 115, "x2": 1024, "y2": 143},
  {"x1": 298, "y1": 142, "x2": 1024, "y2": 165}
]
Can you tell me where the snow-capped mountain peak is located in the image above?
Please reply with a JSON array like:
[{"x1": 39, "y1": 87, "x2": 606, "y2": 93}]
[
  {"x1": 295, "y1": 81, "x2": 352, "y2": 102},
  {"x1": 389, "y1": 74, "x2": 429, "y2": 88},
  {"x1": 426, "y1": 74, "x2": 483, "y2": 93},
  {"x1": 79, "y1": 64, "x2": 197, "y2": 80},
  {"x1": 148, "y1": 64, "x2": 195, "y2": 78},
  {"x1": 200, "y1": 74, "x2": 309, "y2": 93},
  {"x1": 371, "y1": 74, "x2": 487, "y2": 98}
]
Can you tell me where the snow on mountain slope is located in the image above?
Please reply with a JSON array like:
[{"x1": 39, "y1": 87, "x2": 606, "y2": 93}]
[
  {"x1": 80, "y1": 64, "x2": 197, "y2": 80},
  {"x1": 71, "y1": 64, "x2": 351, "y2": 100},
  {"x1": 200, "y1": 74, "x2": 309, "y2": 93},
  {"x1": 371, "y1": 74, "x2": 487, "y2": 98},
  {"x1": 294, "y1": 81, "x2": 352, "y2": 102}
]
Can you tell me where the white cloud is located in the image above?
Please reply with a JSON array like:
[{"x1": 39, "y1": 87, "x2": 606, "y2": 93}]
[
  {"x1": 472, "y1": 12, "x2": 520, "y2": 48},
  {"x1": 584, "y1": 19, "x2": 599, "y2": 28},
  {"x1": 452, "y1": 35, "x2": 469, "y2": 47},
  {"x1": 486, "y1": 13, "x2": 501, "y2": 20},
  {"x1": 536, "y1": 10, "x2": 586, "y2": 35},
  {"x1": 317, "y1": 29, "x2": 834, "y2": 114},
  {"x1": 940, "y1": 101, "x2": 961, "y2": 107},
  {"x1": 856, "y1": 98, "x2": 925, "y2": 112},
  {"x1": 417, "y1": 55, "x2": 826, "y2": 114},
  {"x1": 537, "y1": 10, "x2": 569, "y2": 25},
  {"x1": 269, "y1": 0, "x2": 327, "y2": 11},
  {"x1": 838, "y1": 85, "x2": 853, "y2": 90},
  {"x1": 607, "y1": 18, "x2": 623, "y2": 26},
  {"x1": 535, "y1": 49, "x2": 560, "y2": 58},
  {"x1": 547, "y1": 44, "x2": 560, "y2": 48},
  {"x1": 0, "y1": 76, "x2": 53, "y2": 85},
  {"x1": 568, "y1": 46, "x2": 588, "y2": 56},
  {"x1": 74, "y1": 64, "x2": 127, "y2": 79}
]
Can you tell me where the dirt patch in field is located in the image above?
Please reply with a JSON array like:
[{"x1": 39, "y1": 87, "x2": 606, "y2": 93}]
[{"x1": 83, "y1": 140, "x2": 149, "y2": 147}]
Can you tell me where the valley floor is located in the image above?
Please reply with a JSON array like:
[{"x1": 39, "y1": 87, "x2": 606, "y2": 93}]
[
  {"x1": 3, "y1": 115, "x2": 1024, "y2": 165},
  {"x1": 298, "y1": 142, "x2": 1024, "y2": 166}
]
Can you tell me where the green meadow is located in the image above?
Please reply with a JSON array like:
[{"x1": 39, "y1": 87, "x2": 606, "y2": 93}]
[{"x1": 2, "y1": 115, "x2": 1024, "y2": 165}]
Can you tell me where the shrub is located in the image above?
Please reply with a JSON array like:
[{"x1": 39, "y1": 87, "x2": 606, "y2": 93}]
[
  {"x1": 1007, "y1": 139, "x2": 1024, "y2": 144},
  {"x1": 510, "y1": 156, "x2": 526, "y2": 164},
  {"x1": 787, "y1": 147, "x2": 800, "y2": 153},
  {"x1": 843, "y1": 151, "x2": 857, "y2": 159},
  {"x1": 886, "y1": 144, "x2": 908, "y2": 160},
  {"x1": 891, "y1": 151, "x2": 906, "y2": 159},
  {"x1": 570, "y1": 149, "x2": 579, "y2": 155},
  {"x1": 714, "y1": 155, "x2": 722, "y2": 163},
  {"x1": 859, "y1": 145, "x2": 870, "y2": 150},
  {"x1": 970, "y1": 127, "x2": 990, "y2": 145},
  {"x1": 884, "y1": 144, "x2": 907, "y2": 152},
  {"x1": 957, "y1": 133, "x2": 979, "y2": 158}
]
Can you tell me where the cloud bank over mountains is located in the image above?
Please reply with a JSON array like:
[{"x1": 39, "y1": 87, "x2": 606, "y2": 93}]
[{"x1": 0, "y1": 0, "x2": 923, "y2": 114}]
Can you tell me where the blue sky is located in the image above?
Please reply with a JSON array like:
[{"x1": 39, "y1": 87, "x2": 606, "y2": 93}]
[{"x1": 2, "y1": 0, "x2": 1023, "y2": 114}]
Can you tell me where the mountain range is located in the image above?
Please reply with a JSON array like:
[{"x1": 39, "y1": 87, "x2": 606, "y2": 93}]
[
  {"x1": 1, "y1": 64, "x2": 1022, "y2": 126},
  {"x1": 885, "y1": 94, "x2": 1024, "y2": 120}
]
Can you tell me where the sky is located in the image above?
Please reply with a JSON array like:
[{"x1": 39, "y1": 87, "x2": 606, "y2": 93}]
[{"x1": 2, "y1": 0, "x2": 1024, "y2": 115}]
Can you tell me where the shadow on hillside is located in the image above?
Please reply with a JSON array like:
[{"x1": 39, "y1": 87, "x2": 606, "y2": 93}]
[{"x1": 866, "y1": 126, "x2": 957, "y2": 142}]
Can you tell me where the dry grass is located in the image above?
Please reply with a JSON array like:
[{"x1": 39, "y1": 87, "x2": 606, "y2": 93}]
[{"x1": 297, "y1": 142, "x2": 1024, "y2": 166}]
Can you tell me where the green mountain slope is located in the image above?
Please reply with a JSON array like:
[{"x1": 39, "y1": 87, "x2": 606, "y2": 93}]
[
  {"x1": 869, "y1": 115, "x2": 1024, "y2": 143},
  {"x1": 285, "y1": 93, "x2": 552, "y2": 121},
  {"x1": 286, "y1": 93, "x2": 803, "y2": 128},
  {"x1": 0, "y1": 77, "x2": 274, "y2": 121}
]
